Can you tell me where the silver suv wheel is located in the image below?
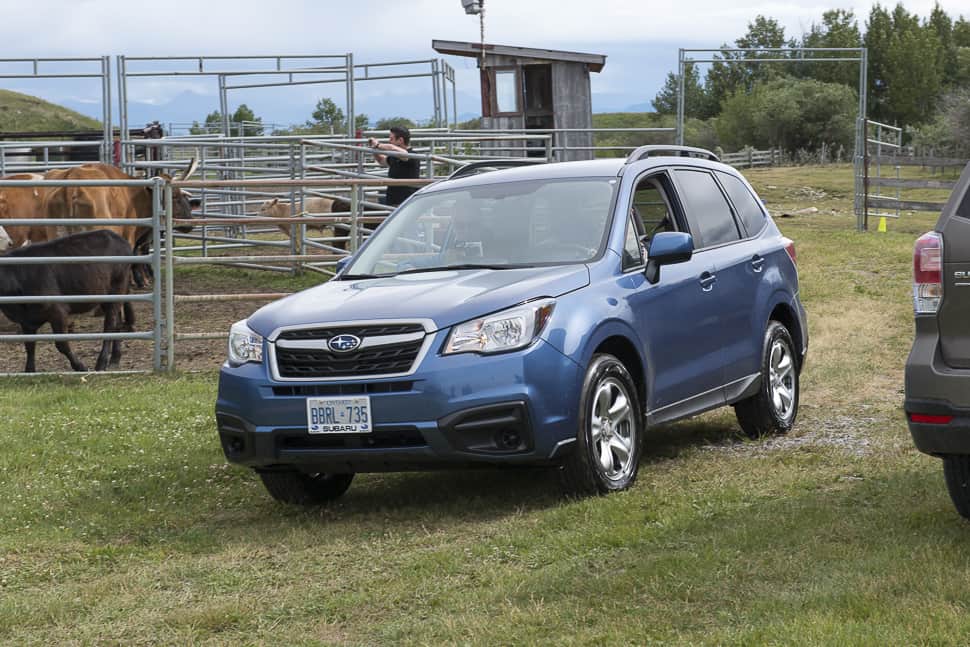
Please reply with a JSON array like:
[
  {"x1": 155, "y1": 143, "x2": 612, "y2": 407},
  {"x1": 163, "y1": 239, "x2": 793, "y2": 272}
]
[{"x1": 591, "y1": 377, "x2": 636, "y2": 482}]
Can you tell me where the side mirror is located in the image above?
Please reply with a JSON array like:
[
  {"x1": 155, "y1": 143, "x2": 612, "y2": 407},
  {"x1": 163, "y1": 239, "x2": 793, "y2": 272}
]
[
  {"x1": 335, "y1": 256, "x2": 352, "y2": 275},
  {"x1": 645, "y1": 231, "x2": 693, "y2": 284}
]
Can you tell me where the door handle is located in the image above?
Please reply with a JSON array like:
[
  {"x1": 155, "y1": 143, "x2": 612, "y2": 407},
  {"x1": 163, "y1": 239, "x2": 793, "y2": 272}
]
[
  {"x1": 751, "y1": 255, "x2": 765, "y2": 273},
  {"x1": 699, "y1": 271, "x2": 716, "y2": 292}
]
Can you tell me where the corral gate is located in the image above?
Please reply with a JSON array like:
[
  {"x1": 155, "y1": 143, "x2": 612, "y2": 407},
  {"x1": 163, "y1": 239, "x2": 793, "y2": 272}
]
[
  {"x1": 0, "y1": 175, "x2": 165, "y2": 376},
  {"x1": 674, "y1": 46, "x2": 868, "y2": 230}
]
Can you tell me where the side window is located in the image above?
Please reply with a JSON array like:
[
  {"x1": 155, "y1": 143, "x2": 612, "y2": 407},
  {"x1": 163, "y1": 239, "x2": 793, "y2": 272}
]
[
  {"x1": 622, "y1": 214, "x2": 644, "y2": 270},
  {"x1": 631, "y1": 176, "x2": 676, "y2": 246},
  {"x1": 673, "y1": 169, "x2": 741, "y2": 248},
  {"x1": 717, "y1": 171, "x2": 767, "y2": 236}
]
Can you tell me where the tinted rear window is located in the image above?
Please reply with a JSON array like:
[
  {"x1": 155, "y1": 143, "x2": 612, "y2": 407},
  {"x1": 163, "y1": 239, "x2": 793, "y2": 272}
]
[
  {"x1": 958, "y1": 185, "x2": 970, "y2": 220},
  {"x1": 717, "y1": 171, "x2": 767, "y2": 236},
  {"x1": 674, "y1": 169, "x2": 740, "y2": 248}
]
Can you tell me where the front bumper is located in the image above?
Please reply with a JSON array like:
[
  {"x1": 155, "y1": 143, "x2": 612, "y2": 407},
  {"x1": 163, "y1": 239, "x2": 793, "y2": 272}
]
[
  {"x1": 215, "y1": 335, "x2": 584, "y2": 472},
  {"x1": 905, "y1": 316, "x2": 970, "y2": 456}
]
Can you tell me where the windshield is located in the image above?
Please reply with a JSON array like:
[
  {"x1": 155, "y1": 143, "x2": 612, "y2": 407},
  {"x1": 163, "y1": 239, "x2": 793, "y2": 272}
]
[{"x1": 345, "y1": 177, "x2": 616, "y2": 277}]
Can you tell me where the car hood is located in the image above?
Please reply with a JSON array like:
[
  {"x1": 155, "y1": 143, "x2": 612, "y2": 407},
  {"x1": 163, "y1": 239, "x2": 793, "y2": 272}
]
[{"x1": 247, "y1": 265, "x2": 590, "y2": 337}]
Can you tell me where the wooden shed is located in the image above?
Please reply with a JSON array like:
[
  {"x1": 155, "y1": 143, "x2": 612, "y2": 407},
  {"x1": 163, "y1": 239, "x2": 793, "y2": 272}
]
[{"x1": 432, "y1": 40, "x2": 606, "y2": 161}]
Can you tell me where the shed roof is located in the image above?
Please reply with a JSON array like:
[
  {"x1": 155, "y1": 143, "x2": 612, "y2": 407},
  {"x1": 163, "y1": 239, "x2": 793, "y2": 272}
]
[{"x1": 432, "y1": 40, "x2": 606, "y2": 72}]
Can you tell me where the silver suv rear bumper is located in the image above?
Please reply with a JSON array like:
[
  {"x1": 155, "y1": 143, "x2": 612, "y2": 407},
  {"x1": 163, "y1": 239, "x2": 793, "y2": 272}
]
[{"x1": 905, "y1": 316, "x2": 970, "y2": 455}]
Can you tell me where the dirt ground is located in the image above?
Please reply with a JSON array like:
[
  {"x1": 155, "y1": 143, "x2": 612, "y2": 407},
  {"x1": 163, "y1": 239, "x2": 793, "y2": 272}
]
[{"x1": 0, "y1": 268, "x2": 296, "y2": 375}]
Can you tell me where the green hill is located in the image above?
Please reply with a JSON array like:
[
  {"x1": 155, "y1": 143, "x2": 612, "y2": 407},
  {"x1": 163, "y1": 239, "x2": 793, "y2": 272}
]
[{"x1": 0, "y1": 89, "x2": 101, "y2": 132}]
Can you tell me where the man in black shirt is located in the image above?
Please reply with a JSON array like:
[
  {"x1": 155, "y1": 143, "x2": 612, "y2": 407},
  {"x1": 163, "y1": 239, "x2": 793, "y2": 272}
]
[{"x1": 368, "y1": 126, "x2": 421, "y2": 206}]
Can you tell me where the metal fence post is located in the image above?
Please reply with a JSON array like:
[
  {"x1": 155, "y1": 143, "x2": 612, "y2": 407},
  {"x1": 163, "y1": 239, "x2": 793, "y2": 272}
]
[
  {"x1": 164, "y1": 180, "x2": 176, "y2": 371},
  {"x1": 150, "y1": 177, "x2": 164, "y2": 371},
  {"x1": 350, "y1": 182, "x2": 360, "y2": 253},
  {"x1": 200, "y1": 146, "x2": 209, "y2": 258}
]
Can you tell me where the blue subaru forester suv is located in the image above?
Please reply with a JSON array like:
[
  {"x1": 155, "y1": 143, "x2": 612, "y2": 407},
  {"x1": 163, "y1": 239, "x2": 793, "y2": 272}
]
[{"x1": 216, "y1": 146, "x2": 808, "y2": 503}]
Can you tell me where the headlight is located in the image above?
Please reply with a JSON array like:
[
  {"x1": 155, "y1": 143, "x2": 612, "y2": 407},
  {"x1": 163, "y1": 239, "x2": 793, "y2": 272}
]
[
  {"x1": 444, "y1": 299, "x2": 555, "y2": 355},
  {"x1": 228, "y1": 320, "x2": 264, "y2": 365}
]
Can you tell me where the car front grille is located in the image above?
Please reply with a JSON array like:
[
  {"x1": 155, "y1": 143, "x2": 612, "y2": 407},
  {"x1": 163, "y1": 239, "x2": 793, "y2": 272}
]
[
  {"x1": 273, "y1": 323, "x2": 428, "y2": 379},
  {"x1": 277, "y1": 324, "x2": 424, "y2": 341}
]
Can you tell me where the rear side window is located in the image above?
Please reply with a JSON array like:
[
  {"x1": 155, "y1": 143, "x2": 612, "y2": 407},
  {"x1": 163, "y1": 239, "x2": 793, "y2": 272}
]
[
  {"x1": 622, "y1": 215, "x2": 644, "y2": 270},
  {"x1": 717, "y1": 171, "x2": 767, "y2": 236},
  {"x1": 959, "y1": 185, "x2": 970, "y2": 220},
  {"x1": 673, "y1": 169, "x2": 741, "y2": 248}
]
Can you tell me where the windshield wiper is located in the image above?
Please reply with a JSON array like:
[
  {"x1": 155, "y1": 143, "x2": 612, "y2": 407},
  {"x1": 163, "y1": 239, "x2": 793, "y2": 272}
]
[
  {"x1": 338, "y1": 273, "x2": 381, "y2": 280},
  {"x1": 395, "y1": 264, "x2": 520, "y2": 275}
]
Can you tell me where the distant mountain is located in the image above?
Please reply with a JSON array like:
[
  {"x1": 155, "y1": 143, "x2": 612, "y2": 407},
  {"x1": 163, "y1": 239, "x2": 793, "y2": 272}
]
[
  {"x1": 0, "y1": 89, "x2": 101, "y2": 132},
  {"x1": 98, "y1": 88, "x2": 486, "y2": 133}
]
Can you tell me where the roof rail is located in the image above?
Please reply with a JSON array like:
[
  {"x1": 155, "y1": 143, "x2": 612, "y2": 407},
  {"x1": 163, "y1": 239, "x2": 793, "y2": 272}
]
[
  {"x1": 446, "y1": 158, "x2": 547, "y2": 180},
  {"x1": 625, "y1": 145, "x2": 720, "y2": 164}
]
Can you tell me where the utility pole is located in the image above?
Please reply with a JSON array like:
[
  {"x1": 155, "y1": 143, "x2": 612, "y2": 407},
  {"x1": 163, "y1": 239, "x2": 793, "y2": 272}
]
[{"x1": 460, "y1": 0, "x2": 486, "y2": 65}]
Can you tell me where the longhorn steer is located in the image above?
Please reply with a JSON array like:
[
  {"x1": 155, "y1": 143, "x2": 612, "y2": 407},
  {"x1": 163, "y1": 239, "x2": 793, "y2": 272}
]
[{"x1": 43, "y1": 160, "x2": 199, "y2": 287}]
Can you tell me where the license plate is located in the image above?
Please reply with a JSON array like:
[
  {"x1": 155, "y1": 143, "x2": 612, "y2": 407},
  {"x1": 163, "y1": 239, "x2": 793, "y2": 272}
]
[{"x1": 306, "y1": 396, "x2": 372, "y2": 434}]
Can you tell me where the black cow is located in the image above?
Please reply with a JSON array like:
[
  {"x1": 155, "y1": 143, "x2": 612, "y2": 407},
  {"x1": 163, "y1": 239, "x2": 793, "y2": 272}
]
[{"x1": 0, "y1": 230, "x2": 135, "y2": 372}]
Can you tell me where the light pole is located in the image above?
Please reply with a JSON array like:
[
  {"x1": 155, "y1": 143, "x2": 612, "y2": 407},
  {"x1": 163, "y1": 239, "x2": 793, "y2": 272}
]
[{"x1": 460, "y1": 0, "x2": 486, "y2": 68}]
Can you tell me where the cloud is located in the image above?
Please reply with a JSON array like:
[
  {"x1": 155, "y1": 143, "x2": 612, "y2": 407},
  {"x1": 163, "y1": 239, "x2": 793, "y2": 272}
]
[{"x1": 0, "y1": 0, "x2": 966, "y2": 121}]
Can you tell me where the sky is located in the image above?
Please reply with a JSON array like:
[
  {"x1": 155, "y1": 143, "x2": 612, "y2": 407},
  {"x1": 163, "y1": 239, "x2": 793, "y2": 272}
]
[{"x1": 0, "y1": 0, "x2": 966, "y2": 128}]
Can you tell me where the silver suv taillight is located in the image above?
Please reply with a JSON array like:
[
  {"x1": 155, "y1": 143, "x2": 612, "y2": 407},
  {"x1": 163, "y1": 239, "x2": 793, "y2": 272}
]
[{"x1": 914, "y1": 231, "x2": 943, "y2": 314}]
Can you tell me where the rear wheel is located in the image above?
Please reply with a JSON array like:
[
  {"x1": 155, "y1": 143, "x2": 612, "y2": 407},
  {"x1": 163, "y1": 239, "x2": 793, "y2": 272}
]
[
  {"x1": 258, "y1": 470, "x2": 354, "y2": 505},
  {"x1": 735, "y1": 321, "x2": 799, "y2": 438},
  {"x1": 942, "y1": 456, "x2": 970, "y2": 520},
  {"x1": 560, "y1": 354, "x2": 643, "y2": 496}
]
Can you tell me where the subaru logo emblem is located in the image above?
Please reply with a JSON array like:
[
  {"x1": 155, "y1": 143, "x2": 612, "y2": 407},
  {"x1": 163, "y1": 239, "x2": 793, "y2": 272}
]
[{"x1": 328, "y1": 334, "x2": 361, "y2": 353}]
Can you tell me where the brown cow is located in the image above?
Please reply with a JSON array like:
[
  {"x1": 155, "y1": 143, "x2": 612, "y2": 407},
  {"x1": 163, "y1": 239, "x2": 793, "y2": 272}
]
[
  {"x1": 257, "y1": 197, "x2": 339, "y2": 236},
  {"x1": 0, "y1": 173, "x2": 52, "y2": 247},
  {"x1": 43, "y1": 160, "x2": 198, "y2": 285}
]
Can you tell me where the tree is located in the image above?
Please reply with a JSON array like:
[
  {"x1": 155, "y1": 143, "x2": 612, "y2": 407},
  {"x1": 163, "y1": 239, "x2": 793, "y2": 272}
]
[
  {"x1": 864, "y1": 3, "x2": 943, "y2": 126},
  {"x1": 886, "y1": 5, "x2": 942, "y2": 126},
  {"x1": 653, "y1": 62, "x2": 711, "y2": 118},
  {"x1": 911, "y1": 87, "x2": 970, "y2": 156},
  {"x1": 375, "y1": 117, "x2": 417, "y2": 130},
  {"x1": 231, "y1": 104, "x2": 263, "y2": 137},
  {"x1": 955, "y1": 17, "x2": 970, "y2": 47},
  {"x1": 309, "y1": 98, "x2": 345, "y2": 133},
  {"x1": 704, "y1": 15, "x2": 793, "y2": 111},
  {"x1": 354, "y1": 113, "x2": 370, "y2": 133},
  {"x1": 865, "y1": 4, "x2": 895, "y2": 121},
  {"x1": 189, "y1": 110, "x2": 223, "y2": 135},
  {"x1": 799, "y1": 9, "x2": 863, "y2": 88},
  {"x1": 716, "y1": 76, "x2": 857, "y2": 154},
  {"x1": 929, "y1": 3, "x2": 956, "y2": 85}
]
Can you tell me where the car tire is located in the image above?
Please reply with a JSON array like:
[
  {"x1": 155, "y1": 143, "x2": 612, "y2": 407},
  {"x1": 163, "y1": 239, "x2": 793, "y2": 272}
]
[
  {"x1": 942, "y1": 456, "x2": 970, "y2": 520},
  {"x1": 560, "y1": 353, "x2": 643, "y2": 497},
  {"x1": 735, "y1": 321, "x2": 799, "y2": 438},
  {"x1": 258, "y1": 470, "x2": 354, "y2": 505}
]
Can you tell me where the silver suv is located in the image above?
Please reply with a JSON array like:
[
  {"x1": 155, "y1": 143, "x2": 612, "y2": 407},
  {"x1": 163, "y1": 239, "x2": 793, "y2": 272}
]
[{"x1": 905, "y1": 162, "x2": 970, "y2": 518}]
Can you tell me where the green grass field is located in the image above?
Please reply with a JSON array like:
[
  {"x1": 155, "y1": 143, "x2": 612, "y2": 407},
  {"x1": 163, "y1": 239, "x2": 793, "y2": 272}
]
[{"x1": 2, "y1": 163, "x2": 969, "y2": 645}]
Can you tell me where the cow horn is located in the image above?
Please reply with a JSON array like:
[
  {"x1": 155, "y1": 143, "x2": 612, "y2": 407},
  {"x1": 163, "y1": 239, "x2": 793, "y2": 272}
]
[{"x1": 178, "y1": 157, "x2": 199, "y2": 182}]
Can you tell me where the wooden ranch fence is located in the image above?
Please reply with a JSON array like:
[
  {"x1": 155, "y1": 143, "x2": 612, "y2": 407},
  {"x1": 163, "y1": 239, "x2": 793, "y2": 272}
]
[{"x1": 720, "y1": 148, "x2": 780, "y2": 169}]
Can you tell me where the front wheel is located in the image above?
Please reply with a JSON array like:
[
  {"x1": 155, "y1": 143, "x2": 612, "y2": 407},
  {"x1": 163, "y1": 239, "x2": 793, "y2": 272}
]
[
  {"x1": 258, "y1": 470, "x2": 354, "y2": 505},
  {"x1": 942, "y1": 456, "x2": 970, "y2": 520},
  {"x1": 560, "y1": 354, "x2": 643, "y2": 496},
  {"x1": 734, "y1": 321, "x2": 800, "y2": 438}
]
